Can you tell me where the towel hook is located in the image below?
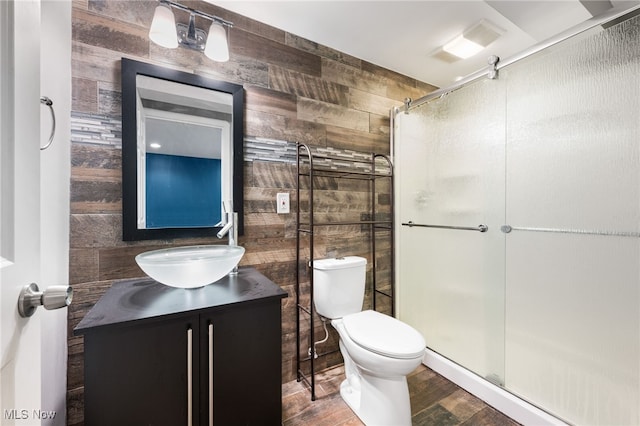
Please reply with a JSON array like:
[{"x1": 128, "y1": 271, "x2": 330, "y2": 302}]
[{"x1": 40, "y1": 96, "x2": 56, "y2": 151}]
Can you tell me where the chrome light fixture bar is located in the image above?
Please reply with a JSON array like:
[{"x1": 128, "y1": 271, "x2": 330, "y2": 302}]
[{"x1": 149, "y1": 0, "x2": 233, "y2": 62}]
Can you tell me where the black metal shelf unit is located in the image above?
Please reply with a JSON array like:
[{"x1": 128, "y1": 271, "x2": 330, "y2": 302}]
[{"x1": 295, "y1": 142, "x2": 395, "y2": 401}]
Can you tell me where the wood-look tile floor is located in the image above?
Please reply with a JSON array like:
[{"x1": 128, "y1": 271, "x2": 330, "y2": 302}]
[{"x1": 282, "y1": 364, "x2": 521, "y2": 426}]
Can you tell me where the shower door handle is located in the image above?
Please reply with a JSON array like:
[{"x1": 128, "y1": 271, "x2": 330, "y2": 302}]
[
  {"x1": 402, "y1": 221, "x2": 488, "y2": 233},
  {"x1": 501, "y1": 224, "x2": 640, "y2": 238}
]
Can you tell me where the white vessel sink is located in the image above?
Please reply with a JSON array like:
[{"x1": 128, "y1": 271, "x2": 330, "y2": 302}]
[{"x1": 135, "y1": 245, "x2": 245, "y2": 289}]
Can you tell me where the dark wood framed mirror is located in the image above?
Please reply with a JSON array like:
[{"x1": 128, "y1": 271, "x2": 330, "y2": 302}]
[{"x1": 121, "y1": 58, "x2": 243, "y2": 241}]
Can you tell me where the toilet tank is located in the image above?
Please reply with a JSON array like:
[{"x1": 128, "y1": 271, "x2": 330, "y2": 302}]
[{"x1": 312, "y1": 256, "x2": 367, "y2": 319}]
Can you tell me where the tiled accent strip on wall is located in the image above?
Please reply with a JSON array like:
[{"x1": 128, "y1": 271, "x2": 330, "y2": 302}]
[
  {"x1": 245, "y1": 137, "x2": 392, "y2": 174},
  {"x1": 71, "y1": 112, "x2": 122, "y2": 147},
  {"x1": 70, "y1": 112, "x2": 387, "y2": 172},
  {"x1": 244, "y1": 137, "x2": 388, "y2": 170},
  {"x1": 245, "y1": 136, "x2": 297, "y2": 163},
  {"x1": 246, "y1": 136, "x2": 382, "y2": 166}
]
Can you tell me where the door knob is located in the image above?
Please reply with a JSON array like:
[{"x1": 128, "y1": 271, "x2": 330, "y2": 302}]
[{"x1": 18, "y1": 283, "x2": 72, "y2": 318}]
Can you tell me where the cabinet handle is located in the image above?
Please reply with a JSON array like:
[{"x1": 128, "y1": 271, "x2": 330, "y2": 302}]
[
  {"x1": 187, "y1": 327, "x2": 193, "y2": 426},
  {"x1": 208, "y1": 323, "x2": 214, "y2": 426}
]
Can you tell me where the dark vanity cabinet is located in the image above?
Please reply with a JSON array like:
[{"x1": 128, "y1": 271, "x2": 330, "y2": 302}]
[{"x1": 75, "y1": 267, "x2": 287, "y2": 426}]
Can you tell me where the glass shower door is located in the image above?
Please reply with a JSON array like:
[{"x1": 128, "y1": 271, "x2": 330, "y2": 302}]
[
  {"x1": 396, "y1": 78, "x2": 506, "y2": 383},
  {"x1": 396, "y1": 9, "x2": 640, "y2": 425},
  {"x1": 503, "y1": 16, "x2": 640, "y2": 425}
]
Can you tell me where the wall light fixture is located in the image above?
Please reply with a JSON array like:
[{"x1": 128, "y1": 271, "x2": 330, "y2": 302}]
[{"x1": 149, "y1": 0, "x2": 233, "y2": 62}]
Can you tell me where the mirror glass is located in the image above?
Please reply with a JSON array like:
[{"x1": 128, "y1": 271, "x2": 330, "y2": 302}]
[{"x1": 121, "y1": 58, "x2": 243, "y2": 241}]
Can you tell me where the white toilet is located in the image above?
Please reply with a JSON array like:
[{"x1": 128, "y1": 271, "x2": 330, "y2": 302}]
[{"x1": 313, "y1": 256, "x2": 426, "y2": 426}]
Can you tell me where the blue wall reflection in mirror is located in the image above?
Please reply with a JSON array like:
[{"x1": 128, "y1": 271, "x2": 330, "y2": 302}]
[{"x1": 146, "y1": 153, "x2": 222, "y2": 228}]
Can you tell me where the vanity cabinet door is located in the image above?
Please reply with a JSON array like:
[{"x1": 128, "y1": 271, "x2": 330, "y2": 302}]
[
  {"x1": 83, "y1": 299, "x2": 282, "y2": 425},
  {"x1": 83, "y1": 316, "x2": 200, "y2": 426},
  {"x1": 199, "y1": 300, "x2": 282, "y2": 425}
]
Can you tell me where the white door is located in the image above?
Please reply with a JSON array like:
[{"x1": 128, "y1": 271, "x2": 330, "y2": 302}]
[{"x1": 1, "y1": 1, "x2": 43, "y2": 425}]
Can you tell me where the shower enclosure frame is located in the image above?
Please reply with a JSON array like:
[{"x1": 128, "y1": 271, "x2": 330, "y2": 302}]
[{"x1": 392, "y1": 4, "x2": 640, "y2": 425}]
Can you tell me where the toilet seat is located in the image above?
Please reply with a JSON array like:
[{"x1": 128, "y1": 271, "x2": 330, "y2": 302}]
[{"x1": 342, "y1": 310, "x2": 425, "y2": 359}]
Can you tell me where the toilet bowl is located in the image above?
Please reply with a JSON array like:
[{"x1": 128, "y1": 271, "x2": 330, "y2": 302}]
[
  {"x1": 333, "y1": 310, "x2": 425, "y2": 425},
  {"x1": 313, "y1": 257, "x2": 426, "y2": 426}
]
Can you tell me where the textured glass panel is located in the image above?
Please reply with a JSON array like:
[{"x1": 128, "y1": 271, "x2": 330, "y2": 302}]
[
  {"x1": 396, "y1": 78, "x2": 506, "y2": 382},
  {"x1": 503, "y1": 13, "x2": 640, "y2": 425},
  {"x1": 504, "y1": 19, "x2": 640, "y2": 232},
  {"x1": 505, "y1": 233, "x2": 639, "y2": 425}
]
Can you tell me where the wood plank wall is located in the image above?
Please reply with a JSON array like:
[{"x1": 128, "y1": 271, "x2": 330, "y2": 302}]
[{"x1": 68, "y1": 0, "x2": 436, "y2": 424}]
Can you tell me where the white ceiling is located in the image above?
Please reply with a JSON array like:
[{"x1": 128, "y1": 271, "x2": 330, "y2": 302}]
[{"x1": 211, "y1": 0, "x2": 639, "y2": 88}]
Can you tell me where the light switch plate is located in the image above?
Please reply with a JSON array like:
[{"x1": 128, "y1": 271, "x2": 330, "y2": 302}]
[{"x1": 277, "y1": 192, "x2": 290, "y2": 214}]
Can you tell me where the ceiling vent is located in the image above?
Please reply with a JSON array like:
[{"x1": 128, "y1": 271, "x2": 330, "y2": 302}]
[
  {"x1": 431, "y1": 19, "x2": 504, "y2": 62},
  {"x1": 464, "y1": 19, "x2": 503, "y2": 47}
]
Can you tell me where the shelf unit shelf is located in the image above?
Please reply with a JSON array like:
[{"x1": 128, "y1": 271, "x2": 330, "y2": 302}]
[{"x1": 295, "y1": 142, "x2": 395, "y2": 401}]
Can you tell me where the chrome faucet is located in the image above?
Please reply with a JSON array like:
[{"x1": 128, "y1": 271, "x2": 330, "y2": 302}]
[{"x1": 217, "y1": 201, "x2": 239, "y2": 274}]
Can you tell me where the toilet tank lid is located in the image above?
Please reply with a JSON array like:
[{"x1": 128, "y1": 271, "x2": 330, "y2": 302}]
[{"x1": 312, "y1": 256, "x2": 367, "y2": 270}]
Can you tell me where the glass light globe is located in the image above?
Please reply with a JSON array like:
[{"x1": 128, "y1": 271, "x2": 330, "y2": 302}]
[
  {"x1": 149, "y1": 4, "x2": 178, "y2": 49},
  {"x1": 204, "y1": 22, "x2": 229, "y2": 62}
]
